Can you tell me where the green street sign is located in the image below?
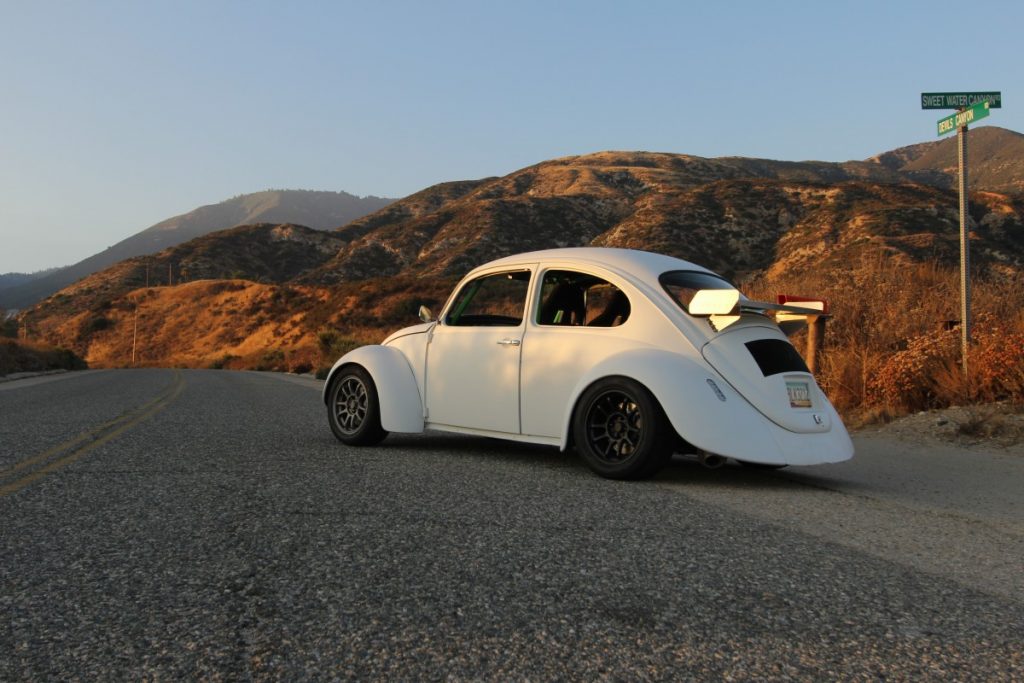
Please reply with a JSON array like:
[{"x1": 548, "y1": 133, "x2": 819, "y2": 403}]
[
  {"x1": 922, "y1": 91, "x2": 1001, "y2": 109},
  {"x1": 937, "y1": 100, "x2": 991, "y2": 136}
]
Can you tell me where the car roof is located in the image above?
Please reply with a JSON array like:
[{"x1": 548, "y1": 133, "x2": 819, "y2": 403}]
[{"x1": 470, "y1": 247, "x2": 719, "y2": 287}]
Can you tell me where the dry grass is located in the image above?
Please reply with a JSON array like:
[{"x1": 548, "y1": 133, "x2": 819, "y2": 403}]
[
  {"x1": 22, "y1": 275, "x2": 456, "y2": 374},
  {"x1": 953, "y1": 406, "x2": 1024, "y2": 445},
  {"x1": 19, "y1": 255, "x2": 1024, "y2": 430},
  {"x1": 745, "y1": 257, "x2": 1024, "y2": 422},
  {"x1": 0, "y1": 338, "x2": 87, "y2": 376}
]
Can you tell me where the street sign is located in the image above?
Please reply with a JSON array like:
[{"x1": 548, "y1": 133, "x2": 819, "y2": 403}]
[
  {"x1": 923, "y1": 87, "x2": 1002, "y2": 375},
  {"x1": 937, "y1": 100, "x2": 990, "y2": 136},
  {"x1": 921, "y1": 91, "x2": 1001, "y2": 109}
]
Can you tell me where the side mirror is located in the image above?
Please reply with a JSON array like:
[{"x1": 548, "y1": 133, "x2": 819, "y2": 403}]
[{"x1": 418, "y1": 305, "x2": 435, "y2": 323}]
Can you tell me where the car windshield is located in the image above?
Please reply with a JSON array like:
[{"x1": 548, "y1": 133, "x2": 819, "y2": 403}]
[{"x1": 659, "y1": 270, "x2": 738, "y2": 313}]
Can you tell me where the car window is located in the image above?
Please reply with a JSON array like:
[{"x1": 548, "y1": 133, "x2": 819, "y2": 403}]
[
  {"x1": 536, "y1": 270, "x2": 631, "y2": 327},
  {"x1": 660, "y1": 270, "x2": 738, "y2": 313},
  {"x1": 445, "y1": 270, "x2": 531, "y2": 326}
]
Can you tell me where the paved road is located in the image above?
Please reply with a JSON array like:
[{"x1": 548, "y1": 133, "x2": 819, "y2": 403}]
[{"x1": 1, "y1": 369, "x2": 1022, "y2": 680}]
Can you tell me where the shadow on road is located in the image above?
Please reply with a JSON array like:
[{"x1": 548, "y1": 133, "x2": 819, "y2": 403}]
[
  {"x1": 375, "y1": 431, "x2": 850, "y2": 491},
  {"x1": 378, "y1": 432, "x2": 583, "y2": 472}
]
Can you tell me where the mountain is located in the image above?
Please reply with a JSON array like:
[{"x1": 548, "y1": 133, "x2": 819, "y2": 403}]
[
  {"x1": 19, "y1": 132, "x2": 1024, "y2": 373},
  {"x1": 868, "y1": 126, "x2": 1024, "y2": 194},
  {"x1": 301, "y1": 148, "x2": 1024, "y2": 284},
  {"x1": 30, "y1": 223, "x2": 348, "y2": 319},
  {"x1": 0, "y1": 190, "x2": 393, "y2": 310},
  {"x1": 0, "y1": 268, "x2": 61, "y2": 294}
]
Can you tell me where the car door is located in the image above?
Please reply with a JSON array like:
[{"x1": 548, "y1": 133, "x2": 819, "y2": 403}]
[
  {"x1": 424, "y1": 269, "x2": 532, "y2": 433},
  {"x1": 520, "y1": 268, "x2": 636, "y2": 438}
]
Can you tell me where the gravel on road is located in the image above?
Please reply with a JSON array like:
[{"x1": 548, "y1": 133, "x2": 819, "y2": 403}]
[{"x1": 2, "y1": 369, "x2": 1022, "y2": 680}]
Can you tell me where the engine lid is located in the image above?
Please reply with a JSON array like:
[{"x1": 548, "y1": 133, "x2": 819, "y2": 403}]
[{"x1": 701, "y1": 323, "x2": 832, "y2": 434}]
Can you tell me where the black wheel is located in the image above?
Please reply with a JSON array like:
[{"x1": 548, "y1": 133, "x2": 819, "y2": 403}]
[
  {"x1": 327, "y1": 365, "x2": 387, "y2": 446},
  {"x1": 573, "y1": 377, "x2": 674, "y2": 480}
]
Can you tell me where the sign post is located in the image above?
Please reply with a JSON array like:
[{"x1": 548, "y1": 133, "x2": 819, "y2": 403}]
[{"x1": 925, "y1": 90, "x2": 1001, "y2": 375}]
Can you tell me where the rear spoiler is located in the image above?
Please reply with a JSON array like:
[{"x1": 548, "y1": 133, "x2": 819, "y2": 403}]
[{"x1": 689, "y1": 289, "x2": 827, "y2": 333}]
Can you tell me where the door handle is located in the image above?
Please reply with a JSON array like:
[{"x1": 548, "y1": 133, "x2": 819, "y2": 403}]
[{"x1": 497, "y1": 339, "x2": 521, "y2": 346}]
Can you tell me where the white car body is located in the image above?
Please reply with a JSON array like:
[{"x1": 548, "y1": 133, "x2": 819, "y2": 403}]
[{"x1": 323, "y1": 248, "x2": 853, "y2": 477}]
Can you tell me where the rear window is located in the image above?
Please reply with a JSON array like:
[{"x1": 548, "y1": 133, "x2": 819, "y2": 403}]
[
  {"x1": 745, "y1": 339, "x2": 810, "y2": 376},
  {"x1": 659, "y1": 271, "x2": 737, "y2": 313}
]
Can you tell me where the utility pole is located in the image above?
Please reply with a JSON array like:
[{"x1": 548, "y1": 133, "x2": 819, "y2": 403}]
[{"x1": 131, "y1": 299, "x2": 139, "y2": 366}]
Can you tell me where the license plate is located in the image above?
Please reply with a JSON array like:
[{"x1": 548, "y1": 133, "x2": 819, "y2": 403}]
[{"x1": 786, "y1": 380, "x2": 812, "y2": 408}]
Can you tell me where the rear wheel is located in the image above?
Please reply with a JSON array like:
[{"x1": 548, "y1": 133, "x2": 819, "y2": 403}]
[
  {"x1": 327, "y1": 365, "x2": 387, "y2": 446},
  {"x1": 573, "y1": 377, "x2": 674, "y2": 480}
]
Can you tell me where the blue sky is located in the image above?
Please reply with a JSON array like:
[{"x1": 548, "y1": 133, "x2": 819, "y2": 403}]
[{"x1": 1, "y1": 0, "x2": 1021, "y2": 273}]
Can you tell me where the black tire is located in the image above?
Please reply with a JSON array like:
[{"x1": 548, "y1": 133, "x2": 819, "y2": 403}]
[
  {"x1": 573, "y1": 377, "x2": 674, "y2": 480},
  {"x1": 327, "y1": 365, "x2": 387, "y2": 446}
]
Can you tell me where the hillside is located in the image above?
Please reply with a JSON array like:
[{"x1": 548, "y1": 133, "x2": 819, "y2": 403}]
[
  {"x1": 19, "y1": 133, "x2": 1024, "y2": 388},
  {"x1": 0, "y1": 268, "x2": 61, "y2": 293},
  {"x1": 0, "y1": 189, "x2": 393, "y2": 310},
  {"x1": 23, "y1": 274, "x2": 457, "y2": 372},
  {"x1": 29, "y1": 224, "x2": 347, "y2": 322},
  {"x1": 304, "y1": 150, "x2": 1024, "y2": 284},
  {"x1": 868, "y1": 126, "x2": 1024, "y2": 194},
  {"x1": 0, "y1": 339, "x2": 86, "y2": 376}
]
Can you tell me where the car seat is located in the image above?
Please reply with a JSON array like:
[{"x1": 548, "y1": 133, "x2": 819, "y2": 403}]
[
  {"x1": 588, "y1": 289, "x2": 630, "y2": 327},
  {"x1": 539, "y1": 283, "x2": 585, "y2": 325}
]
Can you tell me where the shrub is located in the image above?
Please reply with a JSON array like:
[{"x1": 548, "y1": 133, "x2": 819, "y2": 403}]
[
  {"x1": 208, "y1": 353, "x2": 239, "y2": 370},
  {"x1": 0, "y1": 339, "x2": 87, "y2": 375},
  {"x1": 85, "y1": 316, "x2": 113, "y2": 333},
  {"x1": 867, "y1": 330, "x2": 957, "y2": 410},
  {"x1": 971, "y1": 325, "x2": 1024, "y2": 405},
  {"x1": 1, "y1": 315, "x2": 17, "y2": 339},
  {"x1": 290, "y1": 361, "x2": 313, "y2": 375},
  {"x1": 316, "y1": 329, "x2": 361, "y2": 362},
  {"x1": 746, "y1": 259, "x2": 1024, "y2": 420},
  {"x1": 380, "y1": 294, "x2": 426, "y2": 324},
  {"x1": 254, "y1": 349, "x2": 287, "y2": 372}
]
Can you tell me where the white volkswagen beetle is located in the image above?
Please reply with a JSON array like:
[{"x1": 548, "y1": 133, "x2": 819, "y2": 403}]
[{"x1": 323, "y1": 248, "x2": 853, "y2": 479}]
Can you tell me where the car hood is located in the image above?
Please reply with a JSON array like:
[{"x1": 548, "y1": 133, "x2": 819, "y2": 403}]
[
  {"x1": 382, "y1": 322, "x2": 433, "y2": 345},
  {"x1": 701, "y1": 323, "x2": 832, "y2": 434}
]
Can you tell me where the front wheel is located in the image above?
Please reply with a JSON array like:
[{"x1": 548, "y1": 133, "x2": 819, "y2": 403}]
[
  {"x1": 573, "y1": 377, "x2": 674, "y2": 480},
  {"x1": 327, "y1": 365, "x2": 387, "y2": 446}
]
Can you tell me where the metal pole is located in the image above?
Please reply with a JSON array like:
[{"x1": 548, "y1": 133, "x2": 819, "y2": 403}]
[
  {"x1": 131, "y1": 301, "x2": 138, "y2": 366},
  {"x1": 957, "y1": 120, "x2": 971, "y2": 375}
]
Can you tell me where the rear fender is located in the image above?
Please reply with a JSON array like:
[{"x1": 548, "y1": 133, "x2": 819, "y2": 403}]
[
  {"x1": 560, "y1": 349, "x2": 783, "y2": 462},
  {"x1": 322, "y1": 345, "x2": 424, "y2": 433}
]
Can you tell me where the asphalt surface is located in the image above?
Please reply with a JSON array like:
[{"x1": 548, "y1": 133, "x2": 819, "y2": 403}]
[{"x1": 1, "y1": 369, "x2": 1022, "y2": 680}]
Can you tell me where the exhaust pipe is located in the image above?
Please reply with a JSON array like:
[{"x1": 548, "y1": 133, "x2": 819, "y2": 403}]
[{"x1": 698, "y1": 451, "x2": 727, "y2": 469}]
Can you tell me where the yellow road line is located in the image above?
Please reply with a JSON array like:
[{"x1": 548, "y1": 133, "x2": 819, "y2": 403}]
[
  {"x1": 0, "y1": 391, "x2": 168, "y2": 478},
  {"x1": 0, "y1": 370, "x2": 186, "y2": 497}
]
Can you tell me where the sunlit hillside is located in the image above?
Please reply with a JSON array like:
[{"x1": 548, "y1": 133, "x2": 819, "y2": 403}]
[
  {"x1": 18, "y1": 133, "x2": 1024, "y2": 419},
  {"x1": 29, "y1": 276, "x2": 457, "y2": 372}
]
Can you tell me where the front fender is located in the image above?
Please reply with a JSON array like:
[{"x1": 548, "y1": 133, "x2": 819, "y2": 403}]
[
  {"x1": 322, "y1": 345, "x2": 424, "y2": 433},
  {"x1": 561, "y1": 349, "x2": 783, "y2": 462}
]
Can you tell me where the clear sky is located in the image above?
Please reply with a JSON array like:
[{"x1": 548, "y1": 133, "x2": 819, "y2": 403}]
[{"x1": 1, "y1": 0, "x2": 1021, "y2": 273}]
